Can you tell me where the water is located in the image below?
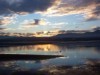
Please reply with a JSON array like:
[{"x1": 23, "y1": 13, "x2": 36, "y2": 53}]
[{"x1": 0, "y1": 42, "x2": 100, "y2": 74}]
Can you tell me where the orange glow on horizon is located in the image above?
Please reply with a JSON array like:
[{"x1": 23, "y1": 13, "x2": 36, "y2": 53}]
[{"x1": 33, "y1": 30, "x2": 59, "y2": 37}]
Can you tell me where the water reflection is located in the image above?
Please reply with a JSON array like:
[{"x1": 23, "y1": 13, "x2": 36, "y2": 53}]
[
  {"x1": 0, "y1": 44, "x2": 61, "y2": 55},
  {"x1": 0, "y1": 42, "x2": 100, "y2": 75}
]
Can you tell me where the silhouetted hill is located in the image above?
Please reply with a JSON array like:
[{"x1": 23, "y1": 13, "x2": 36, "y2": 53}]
[
  {"x1": 52, "y1": 30, "x2": 100, "y2": 41},
  {"x1": 0, "y1": 30, "x2": 100, "y2": 45}
]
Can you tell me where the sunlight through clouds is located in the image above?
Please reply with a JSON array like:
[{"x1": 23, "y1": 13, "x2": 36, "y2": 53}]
[{"x1": 0, "y1": 0, "x2": 99, "y2": 33}]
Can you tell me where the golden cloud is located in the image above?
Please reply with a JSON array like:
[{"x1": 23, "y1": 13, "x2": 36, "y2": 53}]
[{"x1": 44, "y1": 0, "x2": 100, "y2": 21}]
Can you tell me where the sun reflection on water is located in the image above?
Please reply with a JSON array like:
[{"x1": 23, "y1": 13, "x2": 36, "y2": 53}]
[
  {"x1": 32, "y1": 44, "x2": 60, "y2": 51},
  {"x1": 0, "y1": 44, "x2": 61, "y2": 55}
]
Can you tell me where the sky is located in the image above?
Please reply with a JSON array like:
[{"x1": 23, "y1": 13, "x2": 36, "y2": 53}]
[{"x1": 0, "y1": 0, "x2": 100, "y2": 34}]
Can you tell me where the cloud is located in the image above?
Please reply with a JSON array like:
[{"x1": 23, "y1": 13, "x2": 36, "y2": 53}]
[
  {"x1": 0, "y1": 28, "x2": 5, "y2": 30},
  {"x1": 0, "y1": 28, "x2": 6, "y2": 33},
  {"x1": 0, "y1": 0, "x2": 99, "y2": 21},
  {"x1": 34, "y1": 19, "x2": 40, "y2": 25},
  {"x1": 85, "y1": 16, "x2": 100, "y2": 21},
  {"x1": 22, "y1": 19, "x2": 48, "y2": 26},
  {"x1": 0, "y1": 15, "x2": 17, "y2": 25},
  {"x1": 48, "y1": 22, "x2": 67, "y2": 30},
  {"x1": 0, "y1": 17, "x2": 12, "y2": 25},
  {"x1": 92, "y1": 26, "x2": 100, "y2": 30},
  {"x1": 0, "y1": 0, "x2": 56, "y2": 16},
  {"x1": 19, "y1": 19, "x2": 49, "y2": 30},
  {"x1": 44, "y1": 0, "x2": 100, "y2": 21}
]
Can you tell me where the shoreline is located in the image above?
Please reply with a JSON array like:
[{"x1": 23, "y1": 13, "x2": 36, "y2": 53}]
[
  {"x1": 0, "y1": 40, "x2": 100, "y2": 47},
  {"x1": 0, "y1": 54, "x2": 63, "y2": 61}
]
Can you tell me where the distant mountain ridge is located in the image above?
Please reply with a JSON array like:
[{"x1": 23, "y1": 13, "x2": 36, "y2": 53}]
[
  {"x1": 0, "y1": 29, "x2": 100, "y2": 45},
  {"x1": 53, "y1": 30, "x2": 100, "y2": 38}
]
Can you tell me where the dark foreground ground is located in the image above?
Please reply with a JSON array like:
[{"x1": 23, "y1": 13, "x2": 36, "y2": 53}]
[
  {"x1": 0, "y1": 60, "x2": 99, "y2": 75},
  {"x1": 0, "y1": 54, "x2": 63, "y2": 60}
]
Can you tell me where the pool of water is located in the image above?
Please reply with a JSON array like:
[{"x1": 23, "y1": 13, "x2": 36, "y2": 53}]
[{"x1": 0, "y1": 42, "x2": 100, "y2": 75}]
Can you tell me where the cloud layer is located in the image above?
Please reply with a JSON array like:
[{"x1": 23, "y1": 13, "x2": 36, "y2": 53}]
[
  {"x1": 0, "y1": 0, "x2": 99, "y2": 33},
  {"x1": 45, "y1": 0, "x2": 100, "y2": 21},
  {"x1": 0, "y1": 0, "x2": 99, "y2": 21},
  {"x1": 0, "y1": 0, "x2": 55, "y2": 16},
  {"x1": 0, "y1": 28, "x2": 6, "y2": 31},
  {"x1": 22, "y1": 19, "x2": 47, "y2": 26}
]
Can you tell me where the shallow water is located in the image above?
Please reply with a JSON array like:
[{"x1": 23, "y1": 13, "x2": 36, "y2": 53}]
[{"x1": 0, "y1": 42, "x2": 100, "y2": 75}]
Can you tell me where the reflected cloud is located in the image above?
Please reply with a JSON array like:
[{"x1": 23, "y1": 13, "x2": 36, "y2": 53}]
[
  {"x1": 32, "y1": 44, "x2": 60, "y2": 51},
  {"x1": 0, "y1": 44, "x2": 61, "y2": 55},
  {"x1": 0, "y1": 60, "x2": 44, "y2": 73},
  {"x1": 0, "y1": 42, "x2": 100, "y2": 54}
]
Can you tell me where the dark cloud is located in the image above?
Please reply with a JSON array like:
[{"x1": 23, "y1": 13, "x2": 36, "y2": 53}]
[
  {"x1": 22, "y1": 19, "x2": 40, "y2": 26},
  {"x1": 22, "y1": 19, "x2": 47, "y2": 26},
  {"x1": 86, "y1": 17, "x2": 99, "y2": 21},
  {"x1": 0, "y1": 0, "x2": 11, "y2": 15},
  {"x1": 0, "y1": 28, "x2": 5, "y2": 31},
  {"x1": 85, "y1": 5, "x2": 100, "y2": 21},
  {"x1": 34, "y1": 19, "x2": 40, "y2": 25},
  {"x1": 93, "y1": 5, "x2": 100, "y2": 16},
  {"x1": 67, "y1": 0, "x2": 99, "y2": 7},
  {"x1": 0, "y1": 0, "x2": 54, "y2": 16},
  {"x1": 33, "y1": 19, "x2": 46, "y2": 25},
  {"x1": 93, "y1": 27, "x2": 100, "y2": 30},
  {"x1": 85, "y1": 0, "x2": 100, "y2": 21}
]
